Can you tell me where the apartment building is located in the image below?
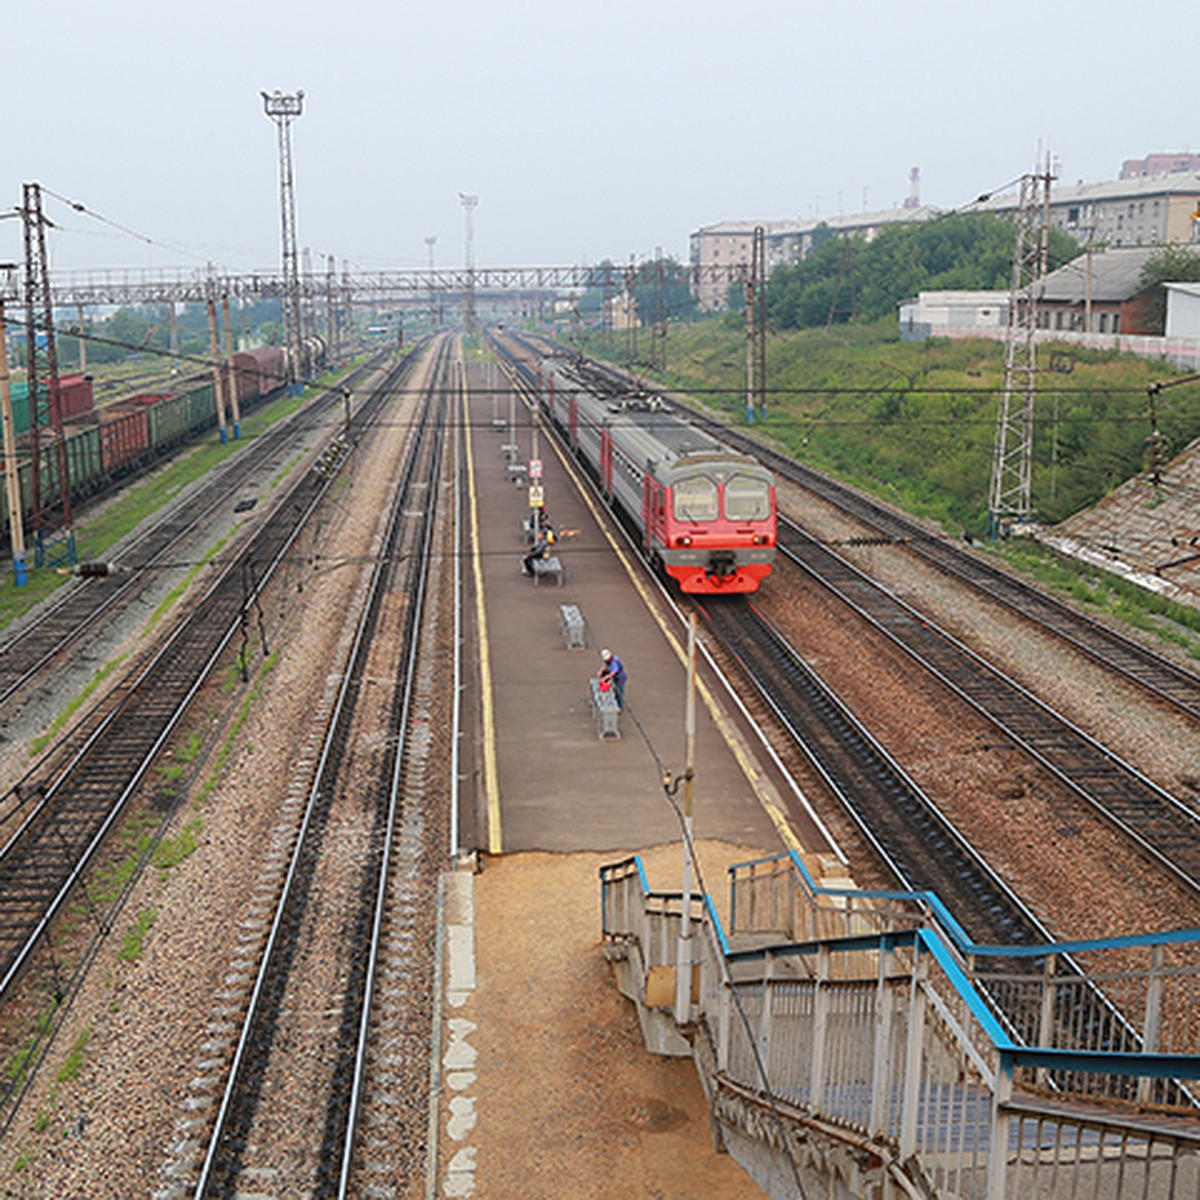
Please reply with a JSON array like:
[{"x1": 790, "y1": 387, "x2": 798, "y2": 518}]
[{"x1": 688, "y1": 207, "x2": 939, "y2": 311}]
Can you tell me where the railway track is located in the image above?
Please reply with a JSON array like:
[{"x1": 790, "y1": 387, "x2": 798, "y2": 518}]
[
  {"x1": 570, "y1": 352, "x2": 1200, "y2": 724},
  {"x1": 695, "y1": 595, "x2": 1186, "y2": 1099},
  {"x1": 0, "y1": 351, "x2": 416, "y2": 1041},
  {"x1": 189, "y1": 339, "x2": 453, "y2": 1197},
  {"x1": 777, "y1": 525, "x2": 1200, "y2": 895},
  {"x1": 0, "y1": 353, "x2": 385, "y2": 716}
]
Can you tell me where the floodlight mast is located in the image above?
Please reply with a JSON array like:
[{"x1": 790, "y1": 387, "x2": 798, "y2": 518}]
[
  {"x1": 262, "y1": 89, "x2": 305, "y2": 388},
  {"x1": 459, "y1": 193, "x2": 478, "y2": 331}
]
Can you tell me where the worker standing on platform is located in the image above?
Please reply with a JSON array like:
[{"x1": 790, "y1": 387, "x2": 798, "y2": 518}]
[{"x1": 598, "y1": 648, "x2": 627, "y2": 709}]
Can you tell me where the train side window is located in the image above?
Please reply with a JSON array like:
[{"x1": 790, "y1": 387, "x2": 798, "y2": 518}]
[
  {"x1": 673, "y1": 476, "x2": 718, "y2": 522},
  {"x1": 724, "y1": 474, "x2": 771, "y2": 520}
]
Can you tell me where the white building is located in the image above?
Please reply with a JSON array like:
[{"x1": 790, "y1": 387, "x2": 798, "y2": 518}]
[
  {"x1": 899, "y1": 290, "x2": 1009, "y2": 340},
  {"x1": 1165, "y1": 282, "x2": 1200, "y2": 338}
]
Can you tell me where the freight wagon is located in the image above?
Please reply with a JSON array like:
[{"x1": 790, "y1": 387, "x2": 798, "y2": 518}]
[{"x1": 1, "y1": 343, "x2": 310, "y2": 550}]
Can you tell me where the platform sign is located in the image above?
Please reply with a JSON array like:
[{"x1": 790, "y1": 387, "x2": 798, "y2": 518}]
[
  {"x1": 528, "y1": 458, "x2": 543, "y2": 479},
  {"x1": 528, "y1": 485, "x2": 544, "y2": 508}
]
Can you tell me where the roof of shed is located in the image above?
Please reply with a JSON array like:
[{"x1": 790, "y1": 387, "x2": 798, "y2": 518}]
[{"x1": 1039, "y1": 246, "x2": 1160, "y2": 303}]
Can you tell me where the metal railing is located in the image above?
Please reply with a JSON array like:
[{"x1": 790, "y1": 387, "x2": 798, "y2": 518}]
[{"x1": 600, "y1": 851, "x2": 1200, "y2": 1199}]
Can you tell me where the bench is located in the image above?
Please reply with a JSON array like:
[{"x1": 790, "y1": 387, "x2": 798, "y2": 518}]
[
  {"x1": 588, "y1": 676, "x2": 621, "y2": 739},
  {"x1": 492, "y1": 416, "x2": 506, "y2": 430},
  {"x1": 523, "y1": 517, "x2": 553, "y2": 544},
  {"x1": 506, "y1": 462, "x2": 528, "y2": 484},
  {"x1": 501, "y1": 443, "x2": 519, "y2": 462},
  {"x1": 560, "y1": 604, "x2": 586, "y2": 650},
  {"x1": 531, "y1": 555, "x2": 563, "y2": 587}
]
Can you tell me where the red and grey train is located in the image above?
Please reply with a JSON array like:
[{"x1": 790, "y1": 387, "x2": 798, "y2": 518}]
[{"x1": 538, "y1": 355, "x2": 776, "y2": 595}]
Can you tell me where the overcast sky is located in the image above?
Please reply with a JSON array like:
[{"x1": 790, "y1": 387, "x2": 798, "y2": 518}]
[{"x1": 2, "y1": 0, "x2": 1196, "y2": 279}]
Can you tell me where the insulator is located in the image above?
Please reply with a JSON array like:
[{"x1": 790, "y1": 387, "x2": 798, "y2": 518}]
[{"x1": 76, "y1": 561, "x2": 117, "y2": 578}]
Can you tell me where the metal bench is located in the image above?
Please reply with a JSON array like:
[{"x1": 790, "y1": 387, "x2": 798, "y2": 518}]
[
  {"x1": 506, "y1": 461, "x2": 528, "y2": 484},
  {"x1": 531, "y1": 555, "x2": 563, "y2": 587},
  {"x1": 588, "y1": 676, "x2": 621, "y2": 739},
  {"x1": 560, "y1": 604, "x2": 586, "y2": 650},
  {"x1": 501, "y1": 443, "x2": 519, "y2": 462}
]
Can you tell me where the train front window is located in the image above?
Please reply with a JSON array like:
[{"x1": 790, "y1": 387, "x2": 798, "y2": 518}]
[
  {"x1": 723, "y1": 474, "x2": 771, "y2": 520},
  {"x1": 673, "y1": 476, "x2": 718, "y2": 522}
]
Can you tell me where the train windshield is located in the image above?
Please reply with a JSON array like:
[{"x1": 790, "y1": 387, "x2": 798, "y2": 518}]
[
  {"x1": 673, "y1": 476, "x2": 719, "y2": 522},
  {"x1": 723, "y1": 474, "x2": 771, "y2": 520}
]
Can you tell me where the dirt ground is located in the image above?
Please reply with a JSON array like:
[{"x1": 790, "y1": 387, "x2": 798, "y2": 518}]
[{"x1": 446, "y1": 841, "x2": 768, "y2": 1199}]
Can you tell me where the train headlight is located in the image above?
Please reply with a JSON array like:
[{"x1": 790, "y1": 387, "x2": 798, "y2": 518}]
[
  {"x1": 676, "y1": 535, "x2": 692, "y2": 547},
  {"x1": 752, "y1": 534, "x2": 770, "y2": 546}
]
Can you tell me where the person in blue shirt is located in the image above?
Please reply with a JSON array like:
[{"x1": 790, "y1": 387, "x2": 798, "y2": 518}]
[{"x1": 598, "y1": 648, "x2": 627, "y2": 709}]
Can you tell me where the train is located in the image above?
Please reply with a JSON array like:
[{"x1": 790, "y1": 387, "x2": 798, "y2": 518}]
[
  {"x1": 533, "y1": 350, "x2": 776, "y2": 595},
  {"x1": 1, "y1": 338, "x2": 324, "y2": 549}
]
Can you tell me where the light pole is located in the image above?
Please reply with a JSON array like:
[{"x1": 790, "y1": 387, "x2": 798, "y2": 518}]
[
  {"x1": 459, "y1": 193, "x2": 478, "y2": 331},
  {"x1": 262, "y1": 89, "x2": 305, "y2": 390},
  {"x1": 425, "y1": 235, "x2": 438, "y2": 327}
]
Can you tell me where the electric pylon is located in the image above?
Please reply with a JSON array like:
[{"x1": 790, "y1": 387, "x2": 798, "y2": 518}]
[
  {"x1": 21, "y1": 182, "x2": 76, "y2": 567},
  {"x1": 987, "y1": 162, "x2": 1053, "y2": 535}
]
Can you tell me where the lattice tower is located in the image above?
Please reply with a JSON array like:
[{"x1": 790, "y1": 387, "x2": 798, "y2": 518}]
[{"x1": 988, "y1": 166, "x2": 1053, "y2": 534}]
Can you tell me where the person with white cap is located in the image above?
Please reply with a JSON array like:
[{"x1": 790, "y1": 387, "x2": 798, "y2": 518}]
[{"x1": 597, "y1": 648, "x2": 627, "y2": 709}]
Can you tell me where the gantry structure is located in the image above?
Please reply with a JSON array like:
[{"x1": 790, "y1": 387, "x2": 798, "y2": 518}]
[{"x1": 24, "y1": 262, "x2": 754, "y2": 314}]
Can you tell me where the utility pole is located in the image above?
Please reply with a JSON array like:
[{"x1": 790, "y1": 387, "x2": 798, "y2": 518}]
[
  {"x1": 745, "y1": 225, "x2": 767, "y2": 422},
  {"x1": 262, "y1": 89, "x2": 305, "y2": 390},
  {"x1": 1, "y1": 265, "x2": 27, "y2": 585},
  {"x1": 205, "y1": 277, "x2": 229, "y2": 444},
  {"x1": 222, "y1": 290, "x2": 241, "y2": 437},
  {"x1": 674, "y1": 613, "x2": 698, "y2": 1025},
  {"x1": 459, "y1": 193, "x2": 478, "y2": 332},
  {"x1": 21, "y1": 182, "x2": 75, "y2": 568},
  {"x1": 652, "y1": 248, "x2": 668, "y2": 373},
  {"x1": 325, "y1": 254, "x2": 339, "y2": 360},
  {"x1": 987, "y1": 159, "x2": 1053, "y2": 535}
]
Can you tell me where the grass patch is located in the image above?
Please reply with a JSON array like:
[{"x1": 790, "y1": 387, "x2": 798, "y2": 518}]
[
  {"x1": 28, "y1": 653, "x2": 128, "y2": 757},
  {"x1": 119, "y1": 910, "x2": 157, "y2": 962},
  {"x1": 995, "y1": 538, "x2": 1200, "y2": 659},
  {"x1": 56, "y1": 1029, "x2": 91, "y2": 1085},
  {"x1": 174, "y1": 731, "x2": 204, "y2": 763},
  {"x1": 154, "y1": 818, "x2": 201, "y2": 872}
]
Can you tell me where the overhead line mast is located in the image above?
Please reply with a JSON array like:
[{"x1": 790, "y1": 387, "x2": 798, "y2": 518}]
[
  {"x1": 987, "y1": 159, "x2": 1054, "y2": 535},
  {"x1": 21, "y1": 182, "x2": 76, "y2": 568}
]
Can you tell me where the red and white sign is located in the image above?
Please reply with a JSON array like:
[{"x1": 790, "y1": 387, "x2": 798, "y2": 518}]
[{"x1": 528, "y1": 458, "x2": 543, "y2": 479}]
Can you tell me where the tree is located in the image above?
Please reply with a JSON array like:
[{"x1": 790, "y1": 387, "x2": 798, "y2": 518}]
[
  {"x1": 765, "y1": 213, "x2": 1081, "y2": 331},
  {"x1": 1136, "y1": 246, "x2": 1200, "y2": 334}
]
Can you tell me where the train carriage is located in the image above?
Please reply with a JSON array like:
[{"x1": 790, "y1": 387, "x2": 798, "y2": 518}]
[{"x1": 541, "y1": 354, "x2": 775, "y2": 594}]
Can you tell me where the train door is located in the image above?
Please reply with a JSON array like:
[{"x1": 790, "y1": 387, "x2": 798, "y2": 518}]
[
  {"x1": 599, "y1": 428, "x2": 613, "y2": 496},
  {"x1": 644, "y1": 475, "x2": 665, "y2": 553}
]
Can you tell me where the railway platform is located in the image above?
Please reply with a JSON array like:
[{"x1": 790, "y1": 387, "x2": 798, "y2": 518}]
[{"x1": 431, "y1": 353, "x2": 837, "y2": 1197}]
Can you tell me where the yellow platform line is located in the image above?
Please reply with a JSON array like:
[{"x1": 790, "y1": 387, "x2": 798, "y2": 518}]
[{"x1": 462, "y1": 354, "x2": 504, "y2": 854}]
